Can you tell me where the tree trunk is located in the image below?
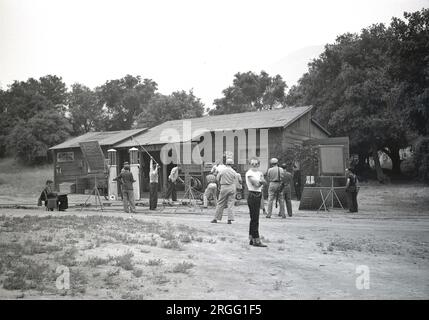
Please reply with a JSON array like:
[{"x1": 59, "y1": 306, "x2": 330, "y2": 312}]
[{"x1": 372, "y1": 149, "x2": 386, "y2": 183}]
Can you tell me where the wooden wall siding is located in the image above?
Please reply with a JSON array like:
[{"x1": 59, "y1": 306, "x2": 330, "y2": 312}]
[
  {"x1": 310, "y1": 123, "x2": 329, "y2": 139},
  {"x1": 54, "y1": 146, "x2": 110, "y2": 191}
]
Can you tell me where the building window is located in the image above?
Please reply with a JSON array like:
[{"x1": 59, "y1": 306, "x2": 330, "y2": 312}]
[{"x1": 57, "y1": 152, "x2": 74, "y2": 162}]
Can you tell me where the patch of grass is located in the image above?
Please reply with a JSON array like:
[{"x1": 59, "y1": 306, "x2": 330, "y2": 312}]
[
  {"x1": 278, "y1": 246, "x2": 285, "y2": 251},
  {"x1": 107, "y1": 268, "x2": 121, "y2": 277},
  {"x1": 145, "y1": 259, "x2": 163, "y2": 266},
  {"x1": 328, "y1": 239, "x2": 361, "y2": 252},
  {"x1": 172, "y1": 261, "x2": 195, "y2": 274},
  {"x1": 179, "y1": 234, "x2": 192, "y2": 243},
  {"x1": 85, "y1": 256, "x2": 112, "y2": 267},
  {"x1": 160, "y1": 229, "x2": 176, "y2": 241},
  {"x1": 153, "y1": 274, "x2": 170, "y2": 285},
  {"x1": 219, "y1": 237, "x2": 226, "y2": 242},
  {"x1": 55, "y1": 247, "x2": 78, "y2": 267},
  {"x1": 113, "y1": 251, "x2": 134, "y2": 270},
  {"x1": 69, "y1": 268, "x2": 88, "y2": 295},
  {"x1": 162, "y1": 240, "x2": 182, "y2": 250},
  {"x1": 22, "y1": 239, "x2": 61, "y2": 255},
  {"x1": 132, "y1": 268, "x2": 143, "y2": 278},
  {"x1": 3, "y1": 274, "x2": 27, "y2": 290},
  {"x1": 277, "y1": 239, "x2": 285, "y2": 244},
  {"x1": 195, "y1": 237, "x2": 203, "y2": 242}
]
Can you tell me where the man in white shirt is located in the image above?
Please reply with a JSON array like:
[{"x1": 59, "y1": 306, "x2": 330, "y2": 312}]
[
  {"x1": 245, "y1": 157, "x2": 267, "y2": 247},
  {"x1": 149, "y1": 159, "x2": 160, "y2": 210},
  {"x1": 211, "y1": 158, "x2": 238, "y2": 224},
  {"x1": 164, "y1": 164, "x2": 181, "y2": 203}
]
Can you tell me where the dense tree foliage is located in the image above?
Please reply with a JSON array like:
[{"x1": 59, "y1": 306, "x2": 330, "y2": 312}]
[
  {"x1": 96, "y1": 75, "x2": 158, "y2": 131},
  {"x1": 7, "y1": 111, "x2": 72, "y2": 164},
  {"x1": 286, "y1": 9, "x2": 428, "y2": 181},
  {"x1": 68, "y1": 83, "x2": 104, "y2": 135},
  {"x1": 0, "y1": 74, "x2": 205, "y2": 164},
  {"x1": 135, "y1": 90, "x2": 204, "y2": 129},
  {"x1": 209, "y1": 71, "x2": 287, "y2": 115}
]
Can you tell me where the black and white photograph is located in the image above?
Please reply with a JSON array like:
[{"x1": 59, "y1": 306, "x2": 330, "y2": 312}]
[{"x1": 0, "y1": 0, "x2": 428, "y2": 304}]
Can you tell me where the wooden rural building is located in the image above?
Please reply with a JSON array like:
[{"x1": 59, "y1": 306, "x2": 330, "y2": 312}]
[
  {"x1": 49, "y1": 128, "x2": 147, "y2": 193},
  {"x1": 50, "y1": 106, "x2": 334, "y2": 199}
]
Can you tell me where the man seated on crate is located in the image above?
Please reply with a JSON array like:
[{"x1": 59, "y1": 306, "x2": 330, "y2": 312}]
[{"x1": 37, "y1": 180, "x2": 68, "y2": 211}]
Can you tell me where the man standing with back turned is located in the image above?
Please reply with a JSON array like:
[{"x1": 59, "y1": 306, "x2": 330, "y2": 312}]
[
  {"x1": 266, "y1": 158, "x2": 286, "y2": 218},
  {"x1": 114, "y1": 164, "x2": 136, "y2": 213},
  {"x1": 211, "y1": 158, "x2": 237, "y2": 224}
]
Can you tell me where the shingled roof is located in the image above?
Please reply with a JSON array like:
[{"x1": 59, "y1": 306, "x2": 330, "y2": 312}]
[
  {"x1": 50, "y1": 128, "x2": 147, "y2": 150},
  {"x1": 114, "y1": 106, "x2": 314, "y2": 148}
]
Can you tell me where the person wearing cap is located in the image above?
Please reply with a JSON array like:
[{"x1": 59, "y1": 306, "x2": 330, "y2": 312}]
[
  {"x1": 211, "y1": 158, "x2": 238, "y2": 224},
  {"x1": 245, "y1": 157, "x2": 267, "y2": 247},
  {"x1": 266, "y1": 158, "x2": 286, "y2": 218},
  {"x1": 280, "y1": 163, "x2": 293, "y2": 217},
  {"x1": 203, "y1": 173, "x2": 218, "y2": 208},
  {"x1": 113, "y1": 165, "x2": 136, "y2": 213}
]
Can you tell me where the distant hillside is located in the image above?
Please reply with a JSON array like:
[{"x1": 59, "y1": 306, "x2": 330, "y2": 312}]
[{"x1": 0, "y1": 158, "x2": 53, "y2": 196}]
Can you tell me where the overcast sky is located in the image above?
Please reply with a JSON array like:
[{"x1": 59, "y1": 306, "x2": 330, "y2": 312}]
[{"x1": 0, "y1": 0, "x2": 427, "y2": 108}]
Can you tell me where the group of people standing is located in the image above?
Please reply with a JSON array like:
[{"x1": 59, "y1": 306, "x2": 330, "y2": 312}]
[{"x1": 206, "y1": 157, "x2": 299, "y2": 247}]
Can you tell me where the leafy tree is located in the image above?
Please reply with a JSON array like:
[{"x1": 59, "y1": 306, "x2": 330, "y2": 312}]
[
  {"x1": 209, "y1": 71, "x2": 287, "y2": 115},
  {"x1": 68, "y1": 83, "x2": 104, "y2": 135},
  {"x1": 135, "y1": 90, "x2": 204, "y2": 128},
  {"x1": 285, "y1": 11, "x2": 429, "y2": 181},
  {"x1": 0, "y1": 88, "x2": 11, "y2": 157},
  {"x1": 388, "y1": 9, "x2": 429, "y2": 136},
  {"x1": 97, "y1": 75, "x2": 158, "y2": 130},
  {"x1": 0, "y1": 75, "x2": 68, "y2": 159},
  {"x1": 4, "y1": 75, "x2": 68, "y2": 123},
  {"x1": 7, "y1": 111, "x2": 72, "y2": 164}
]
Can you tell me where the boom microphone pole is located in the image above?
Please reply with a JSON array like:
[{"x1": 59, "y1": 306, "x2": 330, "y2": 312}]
[{"x1": 130, "y1": 135, "x2": 160, "y2": 167}]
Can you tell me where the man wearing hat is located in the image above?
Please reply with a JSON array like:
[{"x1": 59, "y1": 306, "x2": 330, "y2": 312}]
[
  {"x1": 114, "y1": 164, "x2": 136, "y2": 213},
  {"x1": 266, "y1": 158, "x2": 286, "y2": 218},
  {"x1": 211, "y1": 158, "x2": 238, "y2": 224},
  {"x1": 203, "y1": 173, "x2": 218, "y2": 208}
]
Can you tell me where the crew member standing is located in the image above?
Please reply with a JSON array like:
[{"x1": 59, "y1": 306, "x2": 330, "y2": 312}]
[
  {"x1": 164, "y1": 164, "x2": 180, "y2": 204},
  {"x1": 345, "y1": 167, "x2": 359, "y2": 212},
  {"x1": 293, "y1": 163, "x2": 302, "y2": 200},
  {"x1": 281, "y1": 163, "x2": 293, "y2": 217},
  {"x1": 149, "y1": 159, "x2": 160, "y2": 210},
  {"x1": 266, "y1": 158, "x2": 285, "y2": 218},
  {"x1": 211, "y1": 158, "x2": 237, "y2": 224},
  {"x1": 114, "y1": 165, "x2": 136, "y2": 213},
  {"x1": 245, "y1": 157, "x2": 267, "y2": 247}
]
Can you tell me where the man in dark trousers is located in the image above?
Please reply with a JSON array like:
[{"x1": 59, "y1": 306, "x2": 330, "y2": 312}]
[
  {"x1": 292, "y1": 163, "x2": 302, "y2": 200},
  {"x1": 345, "y1": 167, "x2": 359, "y2": 212},
  {"x1": 164, "y1": 164, "x2": 181, "y2": 204},
  {"x1": 280, "y1": 163, "x2": 293, "y2": 217},
  {"x1": 114, "y1": 165, "x2": 136, "y2": 213},
  {"x1": 149, "y1": 159, "x2": 160, "y2": 210}
]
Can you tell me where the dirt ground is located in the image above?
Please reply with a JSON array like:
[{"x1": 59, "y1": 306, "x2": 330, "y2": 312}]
[{"x1": 0, "y1": 183, "x2": 428, "y2": 300}]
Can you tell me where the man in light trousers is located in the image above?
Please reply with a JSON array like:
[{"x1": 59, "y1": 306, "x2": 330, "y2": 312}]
[
  {"x1": 211, "y1": 158, "x2": 238, "y2": 224},
  {"x1": 266, "y1": 158, "x2": 286, "y2": 218}
]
